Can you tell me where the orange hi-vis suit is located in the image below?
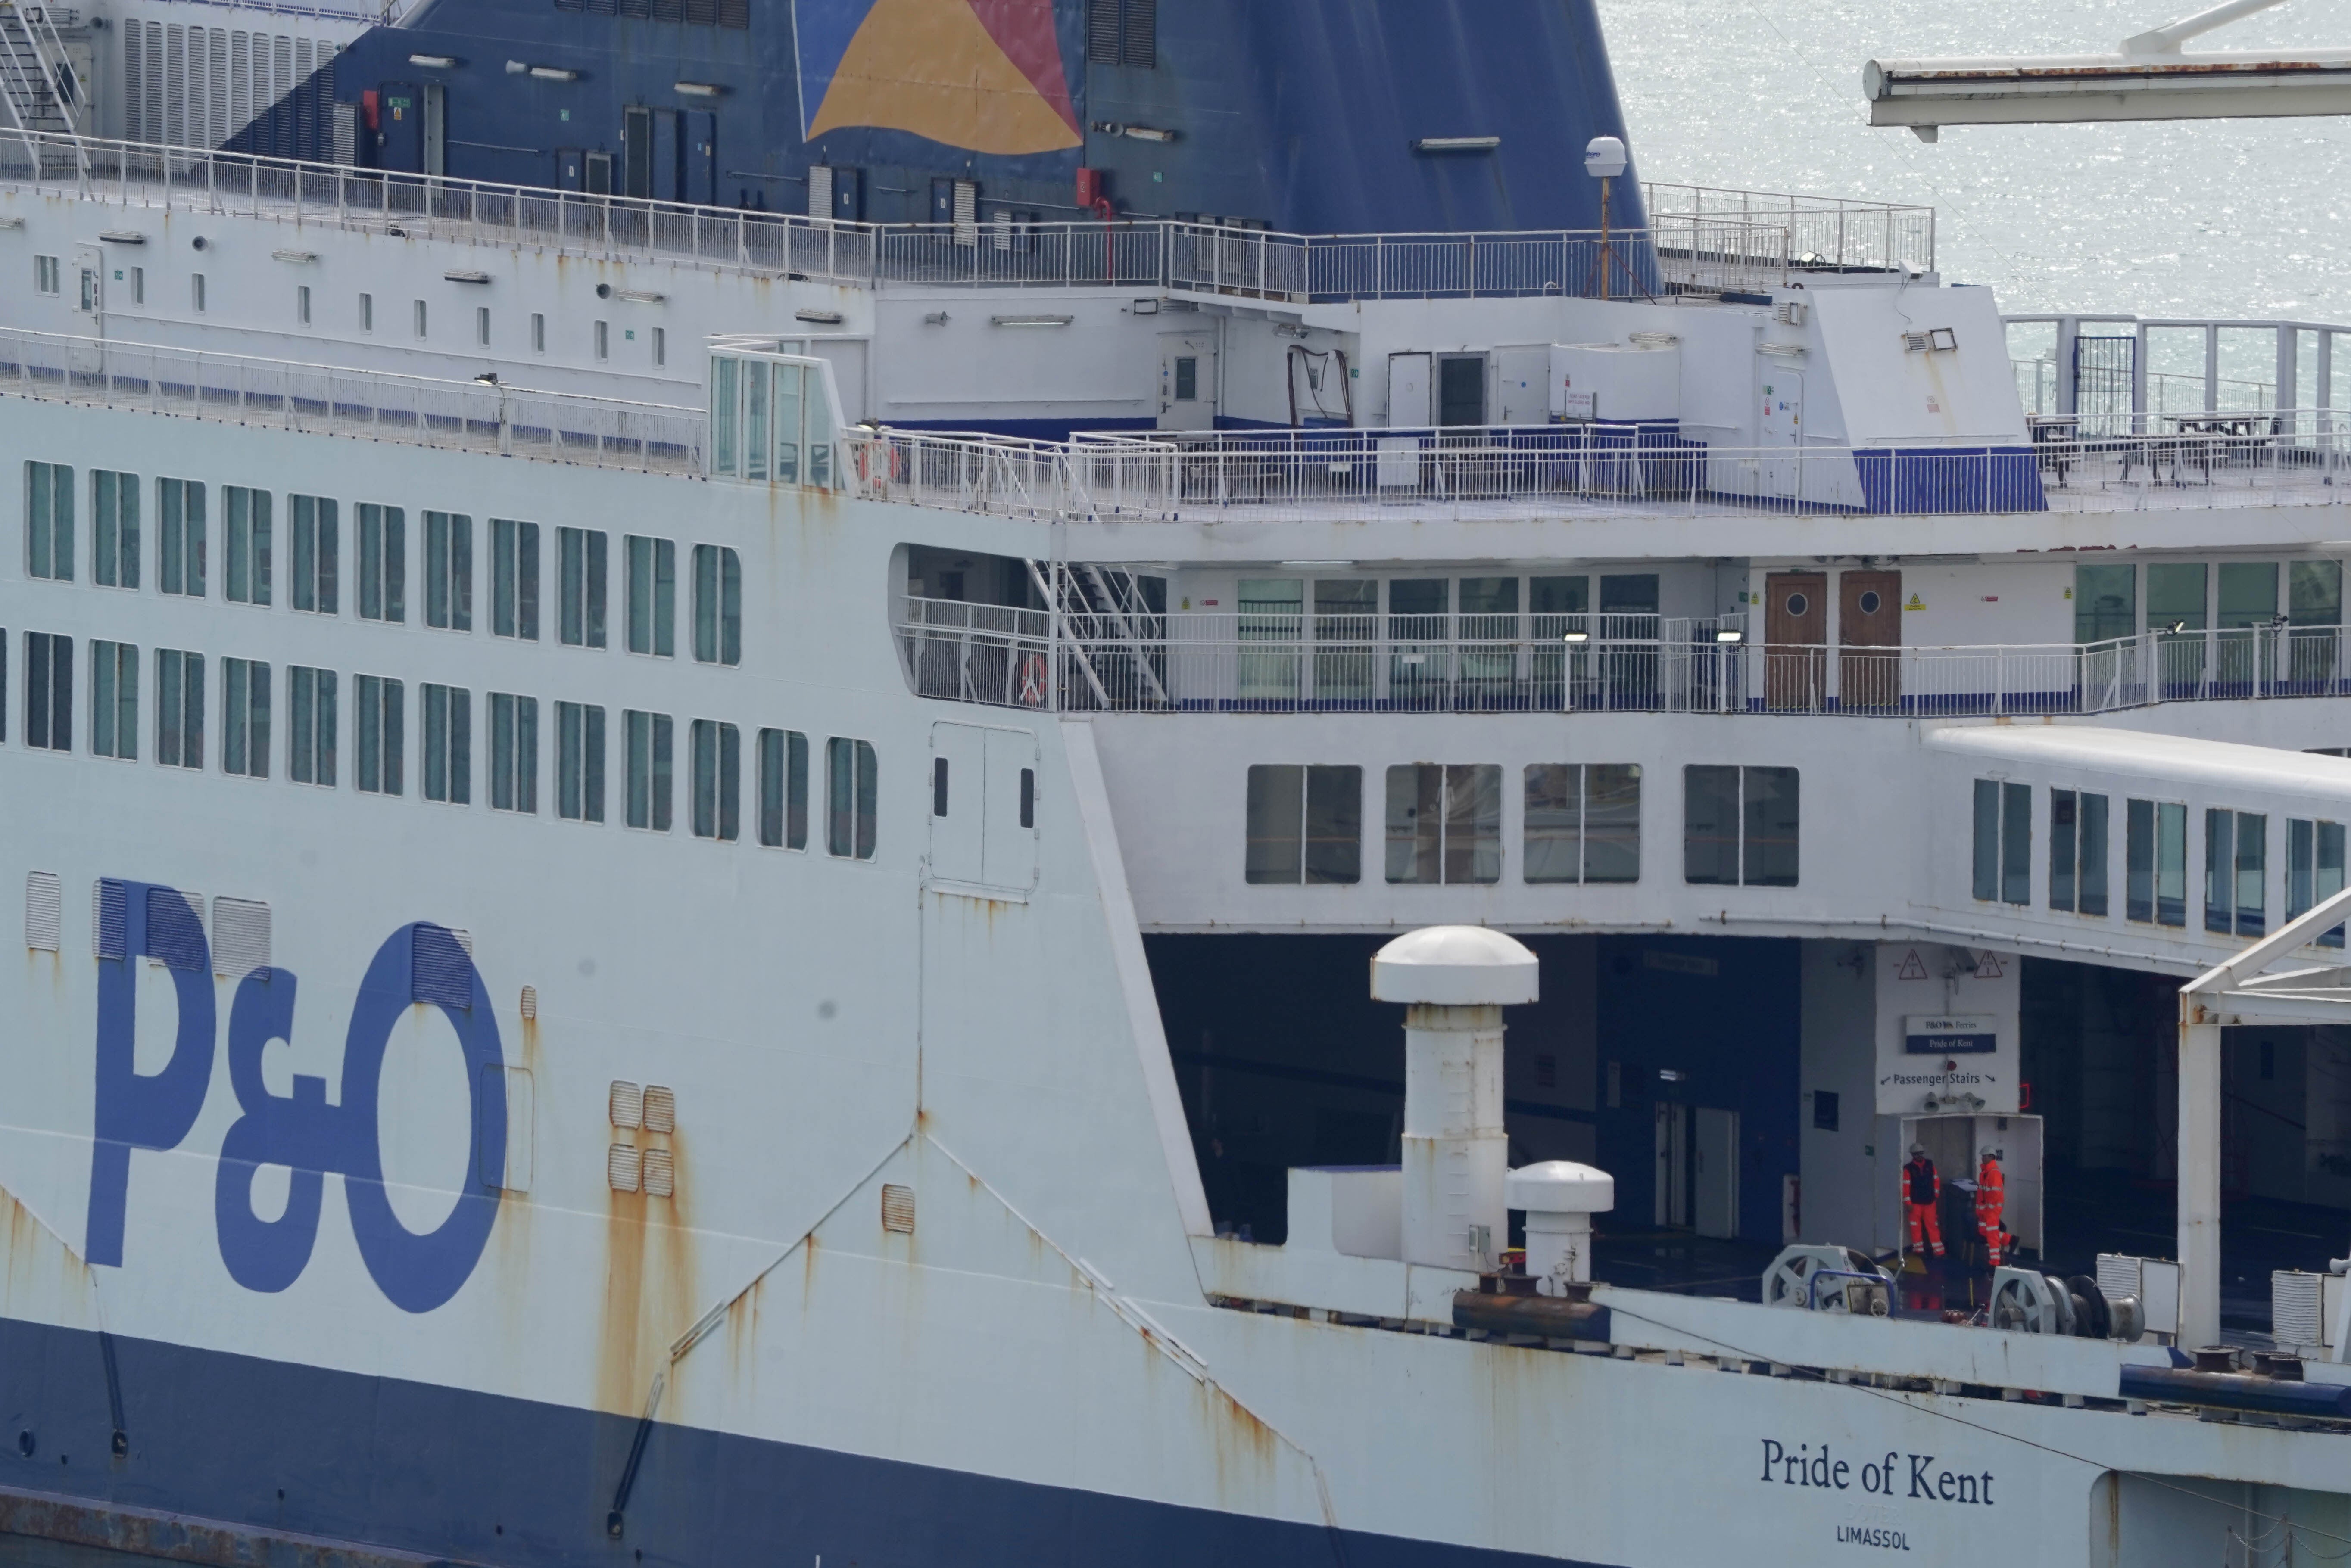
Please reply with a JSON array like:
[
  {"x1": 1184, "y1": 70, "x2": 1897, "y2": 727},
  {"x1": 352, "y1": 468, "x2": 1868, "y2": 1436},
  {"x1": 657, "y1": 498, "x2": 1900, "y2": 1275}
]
[
  {"x1": 1904, "y1": 1154, "x2": 1943, "y2": 1257},
  {"x1": 1975, "y1": 1154, "x2": 2010, "y2": 1266}
]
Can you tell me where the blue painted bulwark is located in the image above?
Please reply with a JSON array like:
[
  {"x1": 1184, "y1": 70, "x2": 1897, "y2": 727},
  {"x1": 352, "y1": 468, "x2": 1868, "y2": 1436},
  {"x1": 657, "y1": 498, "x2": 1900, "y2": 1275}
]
[
  {"x1": 1854, "y1": 448, "x2": 2047, "y2": 515},
  {"x1": 324, "y1": 0, "x2": 1644, "y2": 235}
]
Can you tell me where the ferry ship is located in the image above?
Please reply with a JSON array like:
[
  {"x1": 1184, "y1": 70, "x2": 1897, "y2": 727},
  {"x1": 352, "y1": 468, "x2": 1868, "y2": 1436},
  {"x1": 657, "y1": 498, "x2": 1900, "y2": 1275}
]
[{"x1": 3, "y1": 2, "x2": 2351, "y2": 1565}]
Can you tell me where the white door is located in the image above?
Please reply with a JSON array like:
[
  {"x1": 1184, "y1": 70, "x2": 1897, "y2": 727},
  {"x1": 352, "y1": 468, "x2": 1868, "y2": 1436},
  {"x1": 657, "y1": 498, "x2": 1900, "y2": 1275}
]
[
  {"x1": 1157, "y1": 333, "x2": 1216, "y2": 430},
  {"x1": 1759, "y1": 372, "x2": 1804, "y2": 499},
  {"x1": 1654, "y1": 1101, "x2": 1688, "y2": 1227},
  {"x1": 929, "y1": 722, "x2": 987, "y2": 887},
  {"x1": 980, "y1": 727, "x2": 1039, "y2": 893},
  {"x1": 1388, "y1": 351, "x2": 1432, "y2": 427},
  {"x1": 74, "y1": 244, "x2": 102, "y2": 323},
  {"x1": 1694, "y1": 1106, "x2": 1741, "y2": 1239}
]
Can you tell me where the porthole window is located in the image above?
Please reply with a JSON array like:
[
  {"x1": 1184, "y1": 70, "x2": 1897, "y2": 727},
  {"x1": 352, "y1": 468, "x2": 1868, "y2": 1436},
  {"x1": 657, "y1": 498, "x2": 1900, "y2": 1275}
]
[
  {"x1": 1785, "y1": 592, "x2": 1808, "y2": 616},
  {"x1": 1858, "y1": 590, "x2": 1882, "y2": 615}
]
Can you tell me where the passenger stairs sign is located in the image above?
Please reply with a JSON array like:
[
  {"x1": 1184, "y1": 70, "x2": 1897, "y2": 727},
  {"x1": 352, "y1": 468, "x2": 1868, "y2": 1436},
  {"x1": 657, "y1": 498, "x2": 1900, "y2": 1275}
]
[{"x1": 1904, "y1": 1014, "x2": 1998, "y2": 1055}]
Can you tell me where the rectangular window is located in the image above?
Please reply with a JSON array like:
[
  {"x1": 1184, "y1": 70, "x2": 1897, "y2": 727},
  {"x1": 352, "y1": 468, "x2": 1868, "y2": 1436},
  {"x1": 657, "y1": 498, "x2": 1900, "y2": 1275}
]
[
  {"x1": 692, "y1": 544, "x2": 742, "y2": 665},
  {"x1": 421, "y1": 683, "x2": 471, "y2": 804},
  {"x1": 222, "y1": 657, "x2": 270, "y2": 778},
  {"x1": 34, "y1": 254, "x2": 59, "y2": 294},
  {"x1": 491, "y1": 519, "x2": 539, "y2": 640},
  {"x1": 652, "y1": 327, "x2": 666, "y2": 367},
  {"x1": 827, "y1": 737, "x2": 879, "y2": 859},
  {"x1": 90, "y1": 640, "x2": 137, "y2": 760},
  {"x1": 298, "y1": 284, "x2": 312, "y2": 326},
  {"x1": 758, "y1": 728, "x2": 809, "y2": 849},
  {"x1": 1685, "y1": 765, "x2": 1801, "y2": 887},
  {"x1": 359, "y1": 292, "x2": 373, "y2": 332},
  {"x1": 2124, "y1": 798, "x2": 2189, "y2": 926},
  {"x1": 531, "y1": 312, "x2": 545, "y2": 353},
  {"x1": 625, "y1": 709, "x2": 674, "y2": 831},
  {"x1": 558, "y1": 701, "x2": 606, "y2": 823},
  {"x1": 2048, "y1": 789, "x2": 2110, "y2": 916},
  {"x1": 23, "y1": 632, "x2": 71, "y2": 751},
  {"x1": 595, "y1": 320, "x2": 609, "y2": 361},
  {"x1": 1523, "y1": 763, "x2": 1641, "y2": 884},
  {"x1": 157, "y1": 478, "x2": 206, "y2": 597},
  {"x1": 412, "y1": 299, "x2": 427, "y2": 339},
  {"x1": 2074, "y1": 563, "x2": 2136, "y2": 644},
  {"x1": 558, "y1": 526, "x2": 608, "y2": 647},
  {"x1": 191, "y1": 274, "x2": 206, "y2": 312},
  {"x1": 156, "y1": 647, "x2": 203, "y2": 768},
  {"x1": 476, "y1": 305, "x2": 490, "y2": 346},
  {"x1": 691, "y1": 719, "x2": 740, "y2": 841},
  {"x1": 489, "y1": 692, "x2": 537, "y2": 813},
  {"x1": 25, "y1": 462, "x2": 73, "y2": 581},
  {"x1": 92, "y1": 470, "x2": 139, "y2": 588},
  {"x1": 626, "y1": 535, "x2": 677, "y2": 656},
  {"x1": 2288, "y1": 818, "x2": 2348, "y2": 949},
  {"x1": 1971, "y1": 779, "x2": 2032, "y2": 904},
  {"x1": 288, "y1": 666, "x2": 336, "y2": 786},
  {"x1": 2207, "y1": 809, "x2": 2266, "y2": 937},
  {"x1": 355, "y1": 674, "x2": 405, "y2": 796},
  {"x1": 224, "y1": 487, "x2": 272, "y2": 606},
  {"x1": 1383, "y1": 763, "x2": 1502, "y2": 884},
  {"x1": 290, "y1": 495, "x2": 338, "y2": 613},
  {"x1": 423, "y1": 511, "x2": 473, "y2": 631},
  {"x1": 130, "y1": 266, "x2": 143, "y2": 305},
  {"x1": 357, "y1": 504, "x2": 405, "y2": 622},
  {"x1": 1244, "y1": 764, "x2": 1362, "y2": 885}
]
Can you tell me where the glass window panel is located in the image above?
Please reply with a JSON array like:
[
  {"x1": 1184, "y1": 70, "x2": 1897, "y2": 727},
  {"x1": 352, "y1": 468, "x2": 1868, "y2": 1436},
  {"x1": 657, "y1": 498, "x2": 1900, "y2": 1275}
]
[
  {"x1": 2049, "y1": 789, "x2": 2078, "y2": 912},
  {"x1": 744, "y1": 362, "x2": 769, "y2": 481},
  {"x1": 2079, "y1": 793, "x2": 2109, "y2": 917},
  {"x1": 2321, "y1": 821, "x2": 2348, "y2": 949},
  {"x1": 1683, "y1": 765, "x2": 1740, "y2": 886},
  {"x1": 713, "y1": 356, "x2": 739, "y2": 476},
  {"x1": 1524, "y1": 764, "x2": 1581, "y2": 884},
  {"x1": 2217, "y1": 562, "x2": 2280, "y2": 628},
  {"x1": 2206, "y1": 808, "x2": 2235, "y2": 933},
  {"x1": 1245, "y1": 764, "x2": 1303, "y2": 884},
  {"x1": 1744, "y1": 767, "x2": 1801, "y2": 887},
  {"x1": 1584, "y1": 764, "x2": 1640, "y2": 884},
  {"x1": 1974, "y1": 780, "x2": 2002, "y2": 901},
  {"x1": 2000, "y1": 781, "x2": 2030, "y2": 904},
  {"x1": 1303, "y1": 765, "x2": 1360, "y2": 885},
  {"x1": 2159, "y1": 802, "x2": 2188, "y2": 927},
  {"x1": 2291, "y1": 561, "x2": 2343, "y2": 626},
  {"x1": 775, "y1": 363, "x2": 803, "y2": 485},
  {"x1": 1443, "y1": 764, "x2": 1501, "y2": 884},
  {"x1": 1385, "y1": 764, "x2": 1443, "y2": 884},
  {"x1": 2237, "y1": 811, "x2": 2267, "y2": 937},
  {"x1": 2075, "y1": 563, "x2": 2135, "y2": 643},
  {"x1": 2126, "y1": 797, "x2": 2155, "y2": 922}
]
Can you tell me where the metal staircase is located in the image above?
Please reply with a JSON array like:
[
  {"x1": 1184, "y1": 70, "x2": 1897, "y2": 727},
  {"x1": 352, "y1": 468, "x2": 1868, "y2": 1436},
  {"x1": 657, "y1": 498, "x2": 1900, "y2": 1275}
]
[
  {"x1": 1027, "y1": 560, "x2": 1172, "y2": 710},
  {"x1": 0, "y1": 0, "x2": 83, "y2": 148}
]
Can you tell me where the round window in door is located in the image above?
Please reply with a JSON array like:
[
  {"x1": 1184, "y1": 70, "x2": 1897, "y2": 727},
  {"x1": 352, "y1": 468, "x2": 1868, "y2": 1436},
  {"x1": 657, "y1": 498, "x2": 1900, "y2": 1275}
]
[
  {"x1": 1786, "y1": 593, "x2": 1809, "y2": 616},
  {"x1": 1858, "y1": 591, "x2": 1882, "y2": 615}
]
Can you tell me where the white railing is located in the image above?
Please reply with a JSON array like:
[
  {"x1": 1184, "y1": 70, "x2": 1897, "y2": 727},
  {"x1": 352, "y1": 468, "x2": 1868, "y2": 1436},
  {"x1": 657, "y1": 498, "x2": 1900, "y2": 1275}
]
[
  {"x1": 0, "y1": 128, "x2": 1917, "y2": 303},
  {"x1": 0, "y1": 327, "x2": 703, "y2": 473},
  {"x1": 896, "y1": 614, "x2": 2351, "y2": 719},
  {"x1": 1644, "y1": 182, "x2": 1936, "y2": 275}
]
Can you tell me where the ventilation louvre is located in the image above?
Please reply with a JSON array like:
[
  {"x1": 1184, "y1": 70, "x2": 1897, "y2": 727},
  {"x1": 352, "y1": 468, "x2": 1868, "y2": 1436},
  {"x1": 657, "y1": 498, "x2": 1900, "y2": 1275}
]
[
  {"x1": 145, "y1": 888, "x2": 206, "y2": 972},
  {"x1": 411, "y1": 924, "x2": 473, "y2": 1008},
  {"x1": 25, "y1": 872, "x2": 60, "y2": 952},
  {"x1": 607, "y1": 1142, "x2": 642, "y2": 1193},
  {"x1": 212, "y1": 896, "x2": 271, "y2": 978},
  {"x1": 641, "y1": 1146, "x2": 675, "y2": 1199},
  {"x1": 94, "y1": 878, "x2": 126, "y2": 959},
  {"x1": 609, "y1": 1080, "x2": 643, "y2": 1129},
  {"x1": 642, "y1": 1085, "x2": 676, "y2": 1135},
  {"x1": 520, "y1": 984, "x2": 538, "y2": 1020},
  {"x1": 881, "y1": 1183, "x2": 915, "y2": 1234}
]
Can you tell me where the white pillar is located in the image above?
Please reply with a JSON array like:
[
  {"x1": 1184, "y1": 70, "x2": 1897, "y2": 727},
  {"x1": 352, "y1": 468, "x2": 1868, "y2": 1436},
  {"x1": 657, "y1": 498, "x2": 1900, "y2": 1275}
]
[
  {"x1": 1372, "y1": 926, "x2": 1540, "y2": 1274},
  {"x1": 2178, "y1": 999, "x2": 2223, "y2": 1347}
]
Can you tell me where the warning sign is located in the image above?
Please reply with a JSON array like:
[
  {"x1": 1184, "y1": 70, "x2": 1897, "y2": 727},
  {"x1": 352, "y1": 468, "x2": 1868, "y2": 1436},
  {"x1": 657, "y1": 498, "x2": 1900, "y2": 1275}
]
[
  {"x1": 1895, "y1": 949, "x2": 1929, "y2": 981},
  {"x1": 1904, "y1": 593, "x2": 1925, "y2": 612},
  {"x1": 1971, "y1": 951, "x2": 2005, "y2": 980}
]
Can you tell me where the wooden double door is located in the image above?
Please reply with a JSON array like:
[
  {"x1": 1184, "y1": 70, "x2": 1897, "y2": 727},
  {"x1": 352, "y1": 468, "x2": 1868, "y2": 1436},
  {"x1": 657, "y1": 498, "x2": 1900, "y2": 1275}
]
[{"x1": 1763, "y1": 569, "x2": 1901, "y2": 711}]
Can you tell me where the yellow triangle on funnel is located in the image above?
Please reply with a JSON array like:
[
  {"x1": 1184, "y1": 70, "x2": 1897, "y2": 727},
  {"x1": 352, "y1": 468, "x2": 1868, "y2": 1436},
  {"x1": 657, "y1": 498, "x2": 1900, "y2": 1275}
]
[{"x1": 810, "y1": 0, "x2": 1082, "y2": 155}]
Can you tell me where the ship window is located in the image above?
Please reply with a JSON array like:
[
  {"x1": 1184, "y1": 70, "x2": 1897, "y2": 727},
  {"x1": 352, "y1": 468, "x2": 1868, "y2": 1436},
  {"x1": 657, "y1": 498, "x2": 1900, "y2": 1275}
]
[
  {"x1": 2049, "y1": 789, "x2": 2109, "y2": 915},
  {"x1": 476, "y1": 305, "x2": 490, "y2": 347},
  {"x1": 489, "y1": 692, "x2": 538, "y2": 813},
  {"x1": 23, "y1": 632, "x2": 71, "y2": 752},
  {"x1": 712, "y1": 357, "x2": 739, "y2": 475},
  {"x1": 2123, "y1": 798, "x2": 2188, "y2": 926},
  {"x1": 595, "y1": 320, "x2": 608, "y2": 361},
  {"x1": 157, "y1": 479, "x2": 205, "y2": 597},
  {"x1": 559, "y1": 701, "x2": 607, "y2": 822},
  {"x1": 1087, "y1": 0, "x2": 1155, "y2": 68},
  {"x1": 92, "y1": 470, "x2": 137, "y2": 588},
  {"x1": 421, "y1": 684, "x2": 471, "y2": 804},
  {"x1": 412, "y1": 299, "x2": 427, "y2": 339},
  {"x1": 290, "y1": 496, "x2": 338, "y2": 614},
  {"x1": 557, "y1": 526, "x2": 608, "y2": 648},
  {"x1": 90, "y1": 641, "x2": 137, "y2": 760},
  {"x1": 827, "y1": 737, "x2": 878, "y2": 859},
  {"x1": 34, "y1": 255, "x2": 59, "y2": 295},
  {"x1": 155, "y1": 649, "x2": 203, "y2": 768},
  {"x1": 625, "y1": 535, "x2": 676, "y2": 657},
  {"x1": 359, "y1": 292, "x2": 373, "y2": 332},
  {"x1": 191, "y1": 274, "x2": 205, "y2": 313},
  {"x1": 355, "y1": 674, "x2": 405, "y2": 796},
  {"x1": 1685, "y1": 765, "x2": 1800, "y2": 887},
  {"x1": 356, "y1": 504, "x2": 406, "y2": 623},
  {"x1": 758, "y1": 727, "x2": 808, "y2": 849},
  {"x1": 691, "y1": 719, "x2": 740, "y2": 841},
  {"x1": 224, "y1": 487, "x2": 271, "y2": 606},
  {"x1": 1244, "y1": 764, "x2": 1360, "y2": 885},
  {"x1": 625, "y1": 709, "x2": 673, "y2": 831},
  {"x1": 130, "y1": 267, "x2": 143, "y2": 305},
  {"x1": 1523, "y1": 763, "x2": 1641, "y2": 884},
  {"x1": 221, "y1": 658, "x2": 270, "y2": 778},
  {"x1": 652, "y1": 327, "x2": 665, "y2": 367},
  {"x1": 492, "y1": 519, "x2": 539, "y2": 640},
  {"x1": 2074, "y1": 563, "x2": 2135, "y2": 644},
  {"x1": 2206, "y1": 809, "x2": 2266, "y2": 937},
  {"x1": 531, "y1": 312, "x2": 546, "y2": 354},
  {"x1": 2288, "y1": 818, "x2": 2348, "y2": 948},
  {"x1": 288, "y1": 666, "x2": 336, "y2": 787},
  {"x1": 25, "y1": 462, "x2": 73, "y2": 581},
  {"x1": 773, "y1": 361, "x2": 804, "y2": 484},
  {"x1": 1969, "y1": 779, "x2": 2031, "y2": 904},
  {"x1": 298, "y1": 285, "x2": 311, "y2": 326},
  {"x1": 1384, "y1": 764, "x2": 1501, "y2": 884},
  {"x1": 742, "y1": 360, "x2": 769, "y2": 479},
  {"x1": 423, "y1": 511, "x2": 474, "y2": 631},
  {"x1": 692, "y1": 544, "x2": 741, "y2": 665}
]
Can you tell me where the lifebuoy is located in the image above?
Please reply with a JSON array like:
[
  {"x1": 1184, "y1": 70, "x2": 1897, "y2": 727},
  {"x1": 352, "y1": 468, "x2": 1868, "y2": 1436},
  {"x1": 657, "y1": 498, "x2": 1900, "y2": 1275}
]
[{"x1": 1016, "y1": 652, "x2": 1049, "y2": 707}]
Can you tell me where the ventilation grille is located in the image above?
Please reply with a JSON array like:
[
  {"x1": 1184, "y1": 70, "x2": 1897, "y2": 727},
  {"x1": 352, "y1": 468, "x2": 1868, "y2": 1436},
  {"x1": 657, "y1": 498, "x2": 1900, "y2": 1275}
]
[
  {"x1": 609, "y1": 1080, "x2": 643, "y2": 1129},
  {"x1": 951, "y1": 180, "x2": 978, "y2": 248},
  {"x1": 145, "y1": 888, "x2": 206, "y2": 972},
  {"x1": 881, "y1": 1183, "x2": 915, "y2": 1234},
  {"x1": 2274, "y1": 1271, "x2": 2325, "y2": 1350},
  {"x1": 212, "y1": 896, "x2": 270, "y2": 978},
  {"x1": 607, "y1": 1142, "x2": 641, "y2": 1192},
  {"x1": 25, "y1": 872, "x2": 60, "y2": 952},
  {"x1": 411, "y1": 924, "x2": 473, "y2": 1009},
  {"x1": 520, "y1": 984, "x2": 538, "y2": 1020},
  {"x1": 807, "y1": 164, "x2": 832, "y2": 221},
  {"x1": 127, "y1": 22, "x2": 336, "y2": 151},
  {"x1": 642, "y1": 1085, "x2": 676, "y2": 1135},
  {"x1": 641, "y1": 1146, "x2": 675, "y2": 1199}
]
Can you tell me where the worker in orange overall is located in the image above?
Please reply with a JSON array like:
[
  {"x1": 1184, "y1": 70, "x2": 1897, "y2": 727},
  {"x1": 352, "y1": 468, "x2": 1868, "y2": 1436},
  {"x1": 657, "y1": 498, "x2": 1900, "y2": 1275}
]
[
  {"x1": 1903, "y1": 1144, "x2": 1943, "y2": 1258},
  {"x1": 1975, "y1": 1149, "x2": 2012, "y2": 1267}
]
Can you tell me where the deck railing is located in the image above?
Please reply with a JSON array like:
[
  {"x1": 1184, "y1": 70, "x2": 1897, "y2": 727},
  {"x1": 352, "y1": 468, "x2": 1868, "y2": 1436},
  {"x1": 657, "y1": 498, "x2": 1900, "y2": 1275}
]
[
  {"x1": 896, "y1": 608, "x2": 2351, "y2": 718},
  {"x1": 0, "y1": 327, "x2": 703, "y2": 472}
]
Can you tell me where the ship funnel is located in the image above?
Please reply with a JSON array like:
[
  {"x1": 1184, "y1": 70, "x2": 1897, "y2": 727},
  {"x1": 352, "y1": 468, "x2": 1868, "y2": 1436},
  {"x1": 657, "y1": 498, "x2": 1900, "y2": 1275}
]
[{"x1": 1372, "y1": 927, "x2": 1538, "y2": 1272}]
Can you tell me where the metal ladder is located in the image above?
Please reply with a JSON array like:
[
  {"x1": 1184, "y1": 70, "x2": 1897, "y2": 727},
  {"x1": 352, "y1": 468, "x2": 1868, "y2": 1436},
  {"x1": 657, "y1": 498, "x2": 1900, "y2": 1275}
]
[
  {"x1": 0, "y1": 1, "x2": 84, "y2": 151},
  {"x1": 1026, "y1": 560, "x2": 1171, "y2": 710}
]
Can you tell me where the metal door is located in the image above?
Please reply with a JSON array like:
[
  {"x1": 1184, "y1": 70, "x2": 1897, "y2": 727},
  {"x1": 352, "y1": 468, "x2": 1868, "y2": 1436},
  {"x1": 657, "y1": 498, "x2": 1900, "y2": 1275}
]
[
  {"x1": 73, "y1": 244, "x2": 101, "y2": 322},
  {"x1": 1157, "y1": 333, "x2": 1216, "y2": 430},
  {"x1": 1839, "y1": 569, "x2": 1902, "y2": 712},
  {"x1": 980, "y1": 728, "x2": 1039, "y2": 893},
  {"x1": 1654, "y1": 1101, "x2": 1688, "y2": 1228},
  {"x1": 422, "y1": 82, "x2": 445, "y2": 176},
  {"x1": 1759, "y1": 372, "x2": 1803, "y2": 498},
  {"x1": 555, "y1": 148, "x2": 584, "y2": 192},
  {"x1": 929, "y1": 722, "x2": 986, "y2": 886},
  {"x1": 1763, "y1": 570, "x2": 1826, "y2": 711},
  {"x1": 1388, "y1": 351, "x2": 1431, "y2": 426},
  {"x1": 685, "y1": 111, "x2": 717, "y2": 205},
  {"x1": 378, "y1": 81, "x2": 422, "y2": 172},
  {"x1": 622, "y1": 105, "x2": 652, "y2": 199},
  {"x1": 1694, "y1": 1108, "x2": 1740, "y2": 1239},
  {"x1": 652, "y1": 108, "x2": 681, "y2": 202}
]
